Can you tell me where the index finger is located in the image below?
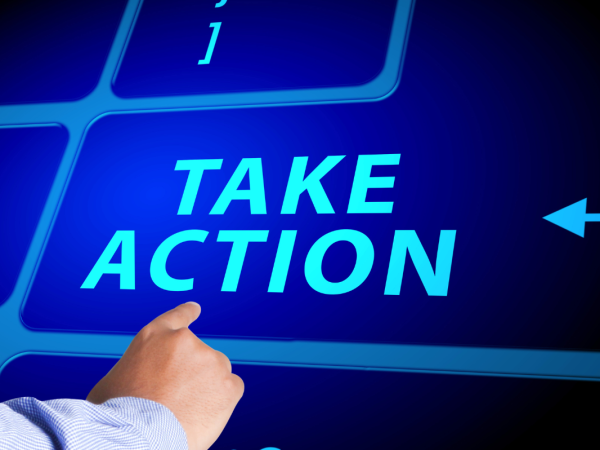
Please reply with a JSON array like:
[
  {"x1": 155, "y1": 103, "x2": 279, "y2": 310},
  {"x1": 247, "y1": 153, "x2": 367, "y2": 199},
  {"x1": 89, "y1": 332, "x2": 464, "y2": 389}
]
[{"x1": 151, "y1": 302, "x2": 201, "y2": 330}]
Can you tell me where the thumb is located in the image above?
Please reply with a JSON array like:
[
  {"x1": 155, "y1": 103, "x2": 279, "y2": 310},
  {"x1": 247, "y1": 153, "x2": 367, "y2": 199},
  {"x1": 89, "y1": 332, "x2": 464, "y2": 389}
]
[{"x1": 152, "y1": 302, "x2": 201, "y2": 330}]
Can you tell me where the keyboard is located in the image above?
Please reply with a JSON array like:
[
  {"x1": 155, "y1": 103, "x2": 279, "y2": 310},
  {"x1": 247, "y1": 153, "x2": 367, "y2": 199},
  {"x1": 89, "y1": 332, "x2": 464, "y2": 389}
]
[{"x1": 1, "y1": 0, "x2": 600, "y2": 424}]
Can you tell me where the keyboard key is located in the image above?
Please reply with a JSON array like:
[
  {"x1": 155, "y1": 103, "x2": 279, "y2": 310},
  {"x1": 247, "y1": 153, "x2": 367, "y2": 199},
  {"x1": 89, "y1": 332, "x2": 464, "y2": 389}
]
[
  {"x1": 0, "y1": 355, "x2": 115, "y2": 403},
  {"x1": 21, "y1": 100, "x2": 600, "y2": 350},
  {"x1": 0, "y1": 0, "x2": 127, "y2": 104},
  {"x1": 113, "y1": 0, "x2": 400, "y2": 97},
  {"x1": 1, "y1": 354, "x2": 598, "y2": 449},
  {"x1": 0, "y1": 125, "x2": 67, "y2": 304}
]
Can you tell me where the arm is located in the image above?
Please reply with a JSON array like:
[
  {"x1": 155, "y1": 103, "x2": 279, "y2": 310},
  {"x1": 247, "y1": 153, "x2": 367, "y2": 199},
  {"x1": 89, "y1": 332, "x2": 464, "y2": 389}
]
[
  {"x1": 0, "y1": 302, "x2": 244, "y2": 450},
  {"x1": 0, "y1": 396, "x2": 187, "y2": 449}
]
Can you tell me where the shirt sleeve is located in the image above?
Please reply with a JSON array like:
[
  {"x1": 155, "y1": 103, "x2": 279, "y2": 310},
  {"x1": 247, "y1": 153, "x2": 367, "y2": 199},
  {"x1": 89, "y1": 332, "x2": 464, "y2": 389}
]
[{"x1": 0, "y1": 396, "x2": 188, "y2": 450}]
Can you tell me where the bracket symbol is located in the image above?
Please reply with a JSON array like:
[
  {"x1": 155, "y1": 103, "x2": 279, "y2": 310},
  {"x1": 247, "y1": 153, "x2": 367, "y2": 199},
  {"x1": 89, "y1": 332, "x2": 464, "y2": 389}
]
[{"x1": 198, "y1": 22, "x2": 222, "y2": 65}]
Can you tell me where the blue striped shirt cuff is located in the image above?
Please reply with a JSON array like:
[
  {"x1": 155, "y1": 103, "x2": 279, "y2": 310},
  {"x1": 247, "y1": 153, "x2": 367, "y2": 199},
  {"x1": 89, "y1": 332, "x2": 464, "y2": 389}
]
[{"x1": 1, "y1": 396, "x2": 188, "y2": 450}]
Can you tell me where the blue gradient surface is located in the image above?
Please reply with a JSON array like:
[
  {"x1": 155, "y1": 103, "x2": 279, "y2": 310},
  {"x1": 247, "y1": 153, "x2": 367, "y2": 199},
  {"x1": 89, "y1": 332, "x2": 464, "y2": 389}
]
[
  {"x1": 0, "y1": 125, "x2": 67, "y2": 304},
  {"x1": 23, "y1": 71, "x2": 600, "y2": 348},
  {"x1": 0, "y1": 0, "x2": 126, "y2": 104},
  {"x1": 0, "y1": 0, "x2": 599, "y2": 388},
  {"x1": 2, "y1": 354, "x2": 599, "y2": 449}
]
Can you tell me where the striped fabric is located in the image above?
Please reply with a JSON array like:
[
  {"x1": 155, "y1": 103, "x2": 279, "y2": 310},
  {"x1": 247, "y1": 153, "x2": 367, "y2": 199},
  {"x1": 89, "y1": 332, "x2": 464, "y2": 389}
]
[{"x1": 0, "y1": 396, "x2": 188, "y2": 449}]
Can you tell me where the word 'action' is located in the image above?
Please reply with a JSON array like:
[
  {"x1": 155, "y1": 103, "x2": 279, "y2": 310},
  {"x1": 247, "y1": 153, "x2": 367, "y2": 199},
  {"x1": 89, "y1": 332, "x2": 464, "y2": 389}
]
[{"x1": 81, "y1": 229, "x2": 456, "y2": 296}]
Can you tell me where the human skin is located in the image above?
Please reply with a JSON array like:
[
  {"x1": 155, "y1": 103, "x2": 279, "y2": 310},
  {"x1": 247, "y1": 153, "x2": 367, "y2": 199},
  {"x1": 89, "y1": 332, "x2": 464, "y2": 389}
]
[{"x1": 87, "y1": 302, "x2": 244, "y2": 449}]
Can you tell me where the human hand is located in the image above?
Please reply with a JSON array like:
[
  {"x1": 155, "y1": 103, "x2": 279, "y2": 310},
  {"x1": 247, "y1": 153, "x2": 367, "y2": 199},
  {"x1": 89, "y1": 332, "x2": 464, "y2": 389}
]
[{"x1": 87, "y1": 302, "x2": 244, "y2": 450}]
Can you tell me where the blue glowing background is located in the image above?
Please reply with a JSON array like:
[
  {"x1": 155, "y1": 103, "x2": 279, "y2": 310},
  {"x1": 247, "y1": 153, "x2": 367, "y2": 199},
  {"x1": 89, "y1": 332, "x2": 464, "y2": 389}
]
[
  {"x1": 1, "y1": 0, "x2": 600, "y2": 448},
  {"x1": 21, "y1": 0, "x2": 600, "y2": 350}
]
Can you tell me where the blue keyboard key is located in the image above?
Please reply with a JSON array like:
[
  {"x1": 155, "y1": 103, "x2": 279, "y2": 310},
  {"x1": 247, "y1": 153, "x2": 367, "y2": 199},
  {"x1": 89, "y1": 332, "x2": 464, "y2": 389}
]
[
  {"x1": 0, "y1": 0, "x2": 127, "y2": 104},
  {"x1": 113, "y1": 0, "x2": 399, "y2": 97},
  {"x1": 1, "y1": 354, "x2": 598, "y2": 449},
  {"x1": 21, "y1": 100, "x2": 600, "y2": 349},
  {"x1": 0, "y1": 125, "x2": 67, "y2": 304}
]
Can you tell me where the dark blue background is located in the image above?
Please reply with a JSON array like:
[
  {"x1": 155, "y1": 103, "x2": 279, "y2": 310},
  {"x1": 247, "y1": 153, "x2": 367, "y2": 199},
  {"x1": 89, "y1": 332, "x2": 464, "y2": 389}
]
[
  {"x1": 0, "y1": 0, "x2": 126, "y2": 104},
  {"x1": 23, "y1": 0, "x2": 600, "y2": 350}
]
